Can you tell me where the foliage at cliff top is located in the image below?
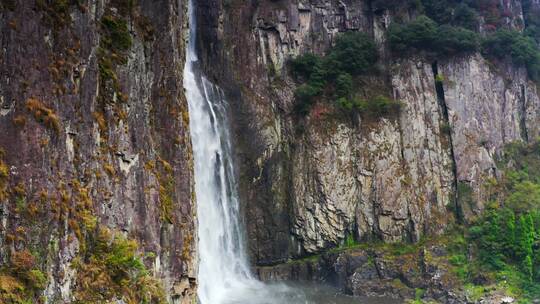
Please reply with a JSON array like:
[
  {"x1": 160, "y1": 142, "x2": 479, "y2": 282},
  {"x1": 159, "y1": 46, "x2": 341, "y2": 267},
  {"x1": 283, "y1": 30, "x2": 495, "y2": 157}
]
[
  {"x1": 388, "y1": 15, "x2": 479, "y2": 56},
  {"x1": 290, "y1": 32, "x2": 401, "y2": 117},
  {"x1": 388, "y1": 13, "x2": 540, "y2": 81},
  {"x1": 378, "y1": 0, "x2": 540, "y2": 81},
  {"x1": 523, "y1": 0, "x2": 540, "y2": 44},
  {"x1": 375, "y1": 0, "x2": 513, "y2": 31},
  {"x1": 482, "y1": 29, "x2": 540, "y2": 81}
]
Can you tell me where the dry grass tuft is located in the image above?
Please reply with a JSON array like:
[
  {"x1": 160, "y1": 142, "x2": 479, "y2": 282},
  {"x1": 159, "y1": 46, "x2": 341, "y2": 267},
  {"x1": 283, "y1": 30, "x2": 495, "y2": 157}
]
[{"x1": 25, "y1": 98, "x2": 61, "y2": 133}]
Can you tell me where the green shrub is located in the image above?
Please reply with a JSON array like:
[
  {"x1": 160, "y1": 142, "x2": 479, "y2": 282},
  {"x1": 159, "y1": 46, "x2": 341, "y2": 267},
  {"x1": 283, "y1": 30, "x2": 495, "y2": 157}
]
[
  {"x1": 506, "y1": 181, "x2": 540, "y2": 212},
  {"x1": 338, "y1": 95, "x2": 402, "y2": 117},
  {"x1": 290, "y1": 32, "x2": 377, "y2": 80},
  {"x1": 387, "y1": 4, "x2": 540, "y2": 82},
  {"x1": 421, "y1": 0, "x2": 454, "y2": 24},
  {"x1": 414, "y1": 288, "x2": 425, "y2": 301},
  {"x1": 337, "y1": 97, "x2": 355, "y2": 111},
  {"x1": 389, "y1": 15, "x2": 479, "y2": 56},
  {"x1": 449, "y1": 253, "x2": 469, "y2": 280},
  {"x1": 435, "y1": 73, "x2": 445, "y2": 84},
  {"x1": 482, "y1": 29, "x2": 517, "y2": 58},
  {"x1": 525, "y1": 25, "x2": 540, "y2": 44},
  {"x1": 473, "y1": 208, "x2": 536, "y2": 283},
  {"x1": 419, "y1": 0, "x2": 479, "y2": 29},
  {"x1": 0, "y1": 250, "x2": 47, "y2": 303},
  {"x1": 344, "y1": 234, "x2": 357, "y2": 248},
  {"x1": 335, "y1": 73, "x2": 353, "y2": 98},
  {"x1": 75, "y1": 228, "x2": 166, "y2": 303},
  {"x1": 362, "y1": 95, "x2": 403, "y2": 116},
  {"x1": 290, "y1": 31, "x2": 379, "y2": 115},
  {"x1": 388, "y1": 15, "x2": 438, "y2": 53},
  {"x1": 453, "y1": 3, "x2": 479, "y2": 30},
  {"x1": 523, "y1": 0, "x2": 540, "y2": 42},
  {"x1": 290, "y1": 53, "x2": 322, "y2": 80},
  {"x1": 27, "y1": 270, "x2": 47, "y2": 290},
  {"x1": 482, "y1": 29, "x2": 540, "y2": 81},
  {"x1": 434, "y1": 25, "x2": 479, "y2": 54},
  {"x1": 295, "y1": 84, "x2": 321, "y2": 104},
  {"x1": 329, "y1": 32, "x2": 378, "y2": 76},
  {"x1": 465, "y1": 140, "x2": 540, "y2": 299},
  {"x1": 101, "y1": 15, "x2": 132, "y2": 52},
  {"x1": 510, "y1": 36, "x2": 540, "y2": 66},
  {"x1": 293, "y1": 84, "x2": 320, "y2": 115}
]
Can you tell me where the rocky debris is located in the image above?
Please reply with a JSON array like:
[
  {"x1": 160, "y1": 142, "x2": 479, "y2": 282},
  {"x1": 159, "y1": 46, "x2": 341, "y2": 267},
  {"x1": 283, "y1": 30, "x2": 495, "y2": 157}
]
[{"x1": 257, "y1": 245, "x2": 474, "y2": 304}]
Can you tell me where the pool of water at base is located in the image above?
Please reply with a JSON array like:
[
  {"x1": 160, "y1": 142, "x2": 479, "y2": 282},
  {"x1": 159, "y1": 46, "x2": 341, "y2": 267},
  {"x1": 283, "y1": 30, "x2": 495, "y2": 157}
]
[{"x1": 218, "y1": 281, "x2": 401, "y2": 304}]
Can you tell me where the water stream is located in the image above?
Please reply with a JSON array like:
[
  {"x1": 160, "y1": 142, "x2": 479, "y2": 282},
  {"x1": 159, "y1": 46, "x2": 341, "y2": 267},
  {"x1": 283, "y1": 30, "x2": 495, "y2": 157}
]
[{"x1": 183, "y1": 1, "x2": 396, "y2": 303}]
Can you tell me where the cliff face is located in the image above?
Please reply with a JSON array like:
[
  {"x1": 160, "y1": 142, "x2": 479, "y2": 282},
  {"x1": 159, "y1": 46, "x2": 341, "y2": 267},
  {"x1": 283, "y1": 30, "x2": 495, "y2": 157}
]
[
  {"x1": 0, "y1": 0, "x2": 196, "y2": 303},
  {"x1": 196, "y1": 0, "x2": 540, "y2": 266},
  {"x1": 2, "y1": 0, "x2": 540, "y2": 302}
]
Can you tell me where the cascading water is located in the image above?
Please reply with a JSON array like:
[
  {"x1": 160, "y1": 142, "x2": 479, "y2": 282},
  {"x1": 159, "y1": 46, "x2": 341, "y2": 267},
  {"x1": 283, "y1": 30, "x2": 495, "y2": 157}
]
[
  {"x1": 183, "y1": 1, "x2": 266, "y2": 302},
  {"x1": 183, "y1": 1, "x2": 303, "y2": 302},
  {"x1": 183, "y1": 1, "x2": 395, "y2": 304}
]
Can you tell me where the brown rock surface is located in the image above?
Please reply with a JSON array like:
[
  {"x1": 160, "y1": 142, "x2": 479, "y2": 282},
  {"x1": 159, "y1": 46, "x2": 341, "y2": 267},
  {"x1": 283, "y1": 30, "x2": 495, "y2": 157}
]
[{"x1": 0, "y1": 0, "x2": 196, "y2": 302}]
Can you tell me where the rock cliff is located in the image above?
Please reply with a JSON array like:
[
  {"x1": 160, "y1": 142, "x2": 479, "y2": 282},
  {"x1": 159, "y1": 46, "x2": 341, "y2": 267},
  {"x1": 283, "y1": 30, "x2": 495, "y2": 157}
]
[
  {"x1": 2, "y1": 0, "x2": 540, "y2": 302},
  {"x1": 195, "y1": 0, "x2": 540, "y2": 266},
  {"x1": 0, "y1": 0, "x2": 196, "y2": 302}
]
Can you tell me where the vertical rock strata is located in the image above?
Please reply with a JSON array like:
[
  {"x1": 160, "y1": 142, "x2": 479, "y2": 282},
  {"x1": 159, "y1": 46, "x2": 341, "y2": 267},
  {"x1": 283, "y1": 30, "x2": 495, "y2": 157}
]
[
  {"x1": 0, "y1": 0, "x2": 196, "y2": 302},
  {"x1": 196, "y1": 0, "x2": 540, "y2": 265}
]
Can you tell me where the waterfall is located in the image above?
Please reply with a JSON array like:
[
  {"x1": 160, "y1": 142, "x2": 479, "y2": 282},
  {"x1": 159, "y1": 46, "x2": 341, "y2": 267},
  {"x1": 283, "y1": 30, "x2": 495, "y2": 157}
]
[
  {"x1": 183, "y1": 1, "x2": 262, "y2": 303},
  {"x1": 183, "y1": 1, "x2": 349, "y2": 304}
]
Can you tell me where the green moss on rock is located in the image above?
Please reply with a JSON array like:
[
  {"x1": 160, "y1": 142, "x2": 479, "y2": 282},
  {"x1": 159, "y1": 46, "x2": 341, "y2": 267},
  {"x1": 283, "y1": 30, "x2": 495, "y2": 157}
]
[
  {"x1": 74, "y1": 228, "x2": 166, "y2": 304},
  {"x1": 101, "y1": 15, "x2": 132, "y2": 53},
  {"x1": 0, "y1": 250, "x2": 47, "y2": 303}
]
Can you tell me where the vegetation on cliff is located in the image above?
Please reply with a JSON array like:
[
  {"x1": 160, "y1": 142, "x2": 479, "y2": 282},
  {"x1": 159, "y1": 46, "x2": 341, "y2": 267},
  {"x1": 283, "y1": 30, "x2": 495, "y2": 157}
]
[
  {"x1": 0, "y1": 250, "x2": 47, "y2": 304},
  {"x1": 389, "y1": 140, "x2": 540, "y2": 302},
  {"x1": 73, "y1": 228, "x2": 166, "y2": 304},
  {"x1": 482, "y1": 29, "x2": 540, "y2": 80},
  {"x1": 461, "y1": 140, "x2": 540, "y2": 301},
  {"x1": 385, "y1": 0, "x2": 540, "y2": 81},
  {"x1": 290, "y1": 32, "x2": 401, "y2": 117},
  {"x1": 388, "y1": 15, "x2": 479, "y2": 56},
  {"x1": 0, "y1": 1, "x2": 172, "y2": 303},
  {"x1": 290, "y1": 0, "x2": 540, "y2": 120}
]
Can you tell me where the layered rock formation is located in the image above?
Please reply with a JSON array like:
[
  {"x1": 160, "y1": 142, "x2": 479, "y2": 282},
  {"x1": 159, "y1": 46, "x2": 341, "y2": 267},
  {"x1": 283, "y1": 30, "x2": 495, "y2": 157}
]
[
  {"x1": 195, "y1": 0, "x2": 540, "y2": 266},
  {"x1": 0, "y1": 0, "x2": 196, "y2": 302}
]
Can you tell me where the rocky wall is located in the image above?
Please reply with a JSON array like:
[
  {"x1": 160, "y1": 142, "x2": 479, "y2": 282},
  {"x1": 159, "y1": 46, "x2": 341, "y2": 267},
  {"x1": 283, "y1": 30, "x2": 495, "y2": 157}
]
[{"x1": 0, "y1": 0, "x2": 196, "y2": 302}]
